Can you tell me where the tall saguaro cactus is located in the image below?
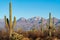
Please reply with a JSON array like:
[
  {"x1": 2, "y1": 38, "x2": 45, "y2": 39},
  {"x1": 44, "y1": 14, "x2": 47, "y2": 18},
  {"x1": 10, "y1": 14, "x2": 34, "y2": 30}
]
[
  {"x1": 9, "y1": 1, "x2": 13, "y2": 37},
  {"x1": 41, "y1": 17, "x2": 44, "y2": 33},
  {"x1": 49, "y1": 13, "x2": 53, "y2": 37},
  {"x1": 53, "y1": 17, "x2": 55, "y2": 28},
  {"x1": 4, "y1": 1, "x2": 16, "y2": 38},
  {"x1": 49, "y1": 13, "x2": 53, "y2": 28},
  {"x1": 53, "y1": 17, "x2": 56, "y2": 32}
]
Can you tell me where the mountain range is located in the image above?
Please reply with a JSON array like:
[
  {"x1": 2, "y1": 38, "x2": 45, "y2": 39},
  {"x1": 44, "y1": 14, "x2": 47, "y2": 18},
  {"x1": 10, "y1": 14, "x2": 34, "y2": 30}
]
[{"x1": 0, "y1": 17, "x2": 60, "y2": 31}]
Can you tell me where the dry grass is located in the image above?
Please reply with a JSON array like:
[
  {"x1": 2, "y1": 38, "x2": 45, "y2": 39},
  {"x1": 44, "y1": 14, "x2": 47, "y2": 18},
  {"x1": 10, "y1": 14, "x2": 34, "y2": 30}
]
[{"x1": 0, "y1": 28, "x2": 60, "y2": 40}]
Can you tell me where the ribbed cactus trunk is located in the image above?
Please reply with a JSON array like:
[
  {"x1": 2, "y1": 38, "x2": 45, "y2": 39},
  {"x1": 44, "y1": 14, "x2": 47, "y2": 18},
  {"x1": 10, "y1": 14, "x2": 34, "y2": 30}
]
[
  {"x1": 49, "y1": 13, "x2": 52, "y2": 37},
  {"x1": 53, "y1": 17, "x2": 56, "y2": 32},
  {"x1": 49, "y1": 13, "x2": 52, "y2": 28},
  {"x1": 41, "y1": 17, "x2": 44, "y2": 33},
  {"x1": 9, "y1": 2, "x2": 12, "y2": 37},
  {"x1": 46, "y1": 23, "x2": 49, "y2": 30}
]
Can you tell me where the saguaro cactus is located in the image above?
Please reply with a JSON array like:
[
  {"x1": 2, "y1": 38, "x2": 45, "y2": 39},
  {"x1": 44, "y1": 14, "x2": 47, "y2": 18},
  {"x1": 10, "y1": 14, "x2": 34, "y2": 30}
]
[
  {"x1": 13, "y1": 16, "x2": 16, "y2": 27},
  {"x1": 49, "y1": 13, "x2": 53, "y2": 28},
  {"x1": 9, "y1": 1, "x2": 13, "y2": 37},
  {"x1": 4, "y1": 1, "x2": 16, "y2": 38},
  {"x1": 46, "y1": 23, "x2": 49, "y2": 30},
  {"x1": 41, "y1": 17, "x2": 44, "y2": 33},
  {"x1": 49, "y1": 13, "x2": 53, "y2": 37},
  {"x1": 4, "y1": 16, "x2": 9, "y2": 30},
  {"x1": 53, "y1": 17, "x2": 56, "y2": 33}
]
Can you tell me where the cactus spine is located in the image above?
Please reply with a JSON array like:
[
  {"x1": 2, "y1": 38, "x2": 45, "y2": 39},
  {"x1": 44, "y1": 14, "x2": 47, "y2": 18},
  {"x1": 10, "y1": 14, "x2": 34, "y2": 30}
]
[{"x1": 4, "y1": 1, "x2": 16, "y2": 38}]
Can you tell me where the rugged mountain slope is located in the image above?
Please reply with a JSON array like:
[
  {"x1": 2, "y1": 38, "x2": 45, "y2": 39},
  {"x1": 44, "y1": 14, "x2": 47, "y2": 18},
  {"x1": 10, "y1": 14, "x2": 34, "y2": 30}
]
[{"x1": 0, "y1": 17, "x2": 60, "y2": 31}]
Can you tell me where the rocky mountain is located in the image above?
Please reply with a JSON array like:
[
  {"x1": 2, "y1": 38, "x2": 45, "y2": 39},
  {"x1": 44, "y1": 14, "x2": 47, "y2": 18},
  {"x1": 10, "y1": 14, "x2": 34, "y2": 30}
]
[
  {"x1": 15, "y1": 17, "x2": 60, "y2": 31},
  {"x1": 0, "y1": 17, "x2": 60, "y2": 31}
]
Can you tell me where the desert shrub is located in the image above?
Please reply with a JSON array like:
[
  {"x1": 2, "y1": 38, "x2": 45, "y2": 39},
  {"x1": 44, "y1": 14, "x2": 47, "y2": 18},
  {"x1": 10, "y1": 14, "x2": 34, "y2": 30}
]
[
  {"x1": 26, "y1": 30, "x2": 41, "y2": 40},
  {"x1": 10, "y1": 32, "x2": 24, "y2": 40},
  {"x1": 29, "y1": 38, "x2": 33, "y2": 40},
  {"x1": 35, "y1": 37, "x2": 41, "y2": 40},
  {"x1": 21, "y1": 37, "x2": 30, "y2": 40}
]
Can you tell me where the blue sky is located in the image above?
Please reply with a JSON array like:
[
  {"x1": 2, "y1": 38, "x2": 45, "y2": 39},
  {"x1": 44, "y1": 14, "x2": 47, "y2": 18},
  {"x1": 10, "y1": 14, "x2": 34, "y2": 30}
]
[{"x1": 0, "y1": 0, "x2": 60, "y2": 20}]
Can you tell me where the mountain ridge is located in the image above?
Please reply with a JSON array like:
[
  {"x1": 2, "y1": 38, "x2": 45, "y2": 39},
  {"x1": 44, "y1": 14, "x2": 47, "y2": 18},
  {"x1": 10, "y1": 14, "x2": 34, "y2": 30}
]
[{"x1": 0, "y1": 17, "x2": 60, "y2": 31}]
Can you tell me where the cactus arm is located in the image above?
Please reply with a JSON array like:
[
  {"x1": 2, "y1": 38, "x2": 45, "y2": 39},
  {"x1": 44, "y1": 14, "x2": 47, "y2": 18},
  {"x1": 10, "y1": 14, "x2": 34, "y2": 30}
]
[
  {"x1": 13, "y1": 16, "x2": 16, "y2": 27},
  {"x1": 4, "y1": 16, "x2": 9, "y2": 30}
]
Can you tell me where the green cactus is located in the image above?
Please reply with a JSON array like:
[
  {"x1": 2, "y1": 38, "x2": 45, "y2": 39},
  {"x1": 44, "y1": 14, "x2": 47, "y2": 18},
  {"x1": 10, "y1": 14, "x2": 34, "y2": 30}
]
[
  {"x1": 4, "y1": 1, "x2": 16, "y2": 38},
  {"x1": 4, "y1": 16, "x2": 9, "y2": 30},
  {"x1": 13, "y1": 16, "x2": 16, "y2": 28},
  {"x1": 41, "y1": 17, "x2": 44, "y2": 33},
  {"x1": 53, "y1": 17, "x2": 56, "y2": 31},
  {"x1": 46, "y1": 23, "x2": 49, "y2": 30},
  {"x1": 31, "y1": 25, "x2": 36, "y2": 32},
  {"x1": 48, "y1": 13, "x2": 53, "y2": 37},
  {"x1": 49, "y1": 13, "x2": 53, "y2": 29}
]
